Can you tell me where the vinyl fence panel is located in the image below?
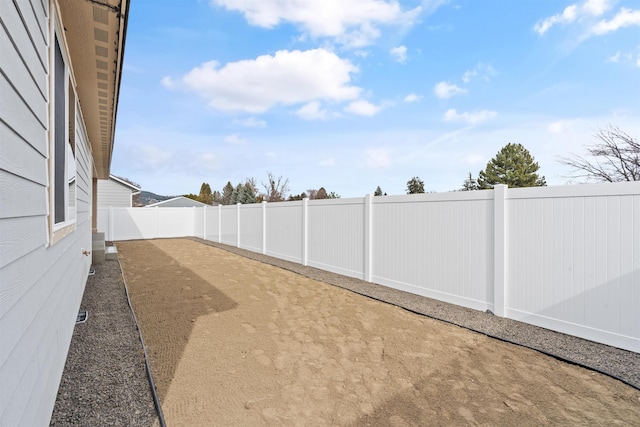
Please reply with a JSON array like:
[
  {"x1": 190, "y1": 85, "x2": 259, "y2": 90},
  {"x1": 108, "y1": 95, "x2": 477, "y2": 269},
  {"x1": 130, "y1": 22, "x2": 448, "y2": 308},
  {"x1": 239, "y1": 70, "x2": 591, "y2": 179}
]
[
  {"x1": 265, "y1": 201, "x2": 303, "y2": 263},
  {"x1": 193, "y1": 207, "x2": 205, "y2": 238},
  {"x1": 220, "y1": 205, "x2": 238, "y2": 246},
  {"x1": 307, "y1": 198, "x2": 365, "y2": 279},
  {"x1": 204, "y1": 206, "x2": 220, "y2": 242},
  {"x1": 111, "y1": 208, "x2": 159, "y2": 240},
  {"x1": 239, "y1": 203, "x2": 264, "y2": 253},
  {"x1": 157, "y1": 208, "x2": 195, "y2": 238},
  {"x1": 107, "y1": 208, "x2": 197, "y2": 240},
  {"x1": 505, "y1": 183, "x2": 640, "y2": 351},
  {"x1": 97, "y1": 207, "x2": 109, "y2": 236},
  {"x1": 370, "y1": 192, "x2": 494, "y2": 312}
]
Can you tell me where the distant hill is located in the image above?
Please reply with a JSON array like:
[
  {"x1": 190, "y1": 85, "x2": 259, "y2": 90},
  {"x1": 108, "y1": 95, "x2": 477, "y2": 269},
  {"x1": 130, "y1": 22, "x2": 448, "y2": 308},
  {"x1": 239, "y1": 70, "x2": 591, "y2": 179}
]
[{"x1": 133, "y1": 191, "x2": 173, "y2": 207}]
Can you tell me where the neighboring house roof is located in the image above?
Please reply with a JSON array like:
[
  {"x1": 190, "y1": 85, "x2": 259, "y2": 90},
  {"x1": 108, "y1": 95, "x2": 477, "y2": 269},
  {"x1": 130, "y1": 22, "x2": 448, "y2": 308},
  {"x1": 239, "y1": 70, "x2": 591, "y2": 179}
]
[
  {"x1": 146, "y1": 197, "x2": 211, "y2": 207},
  {"x1": 109, "y1": 175, "x2": 141, "y2": 194}
]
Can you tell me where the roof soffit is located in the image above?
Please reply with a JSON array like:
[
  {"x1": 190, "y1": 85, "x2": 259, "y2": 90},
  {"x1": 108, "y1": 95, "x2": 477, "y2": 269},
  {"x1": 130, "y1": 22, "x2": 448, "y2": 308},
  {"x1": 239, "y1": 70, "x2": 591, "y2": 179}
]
[{"x1": 57, "y1": 0, "x2": 129, "y2": 179}]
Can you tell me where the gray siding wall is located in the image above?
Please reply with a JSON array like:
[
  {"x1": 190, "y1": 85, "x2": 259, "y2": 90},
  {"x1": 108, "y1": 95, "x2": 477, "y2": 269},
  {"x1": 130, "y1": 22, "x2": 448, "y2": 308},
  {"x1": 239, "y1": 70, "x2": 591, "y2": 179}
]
[
  {"x1": 0, "y1": 1, "x2": 93, "y2": 425},
  {"x1": 97, "y1": 178, "x2": 134, "y2": 208}
]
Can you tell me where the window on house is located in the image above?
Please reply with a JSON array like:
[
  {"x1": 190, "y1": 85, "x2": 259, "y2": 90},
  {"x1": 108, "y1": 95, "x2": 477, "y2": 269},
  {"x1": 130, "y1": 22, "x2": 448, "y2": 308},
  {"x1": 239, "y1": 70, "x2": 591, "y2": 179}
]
[
  {"x1": 50, "y1": 21, "x2": 77, "y2": 241},
  {"x1": 67, "y1": 81, "x2": 76, "y2": 223}
]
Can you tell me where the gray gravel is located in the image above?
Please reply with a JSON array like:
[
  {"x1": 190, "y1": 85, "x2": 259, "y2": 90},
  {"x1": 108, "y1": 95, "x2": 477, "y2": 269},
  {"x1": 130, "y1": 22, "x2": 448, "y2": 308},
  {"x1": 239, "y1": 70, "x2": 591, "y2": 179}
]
[
  {"x1": 190, "y1": 237, "x2": 640, "y2": 390},
  {"x1": 50, "y1": 261, "x2": 159, "y2": 426}
]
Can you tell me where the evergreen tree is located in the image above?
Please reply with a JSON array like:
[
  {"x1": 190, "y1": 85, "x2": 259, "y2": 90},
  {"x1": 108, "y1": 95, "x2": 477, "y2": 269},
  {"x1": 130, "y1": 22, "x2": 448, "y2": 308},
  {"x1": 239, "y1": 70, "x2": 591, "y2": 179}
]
[
  {"x1": 198, "y1": 182, "x2": 213, "y2": 205},
  {"x1": 230, "y1": 186, "x2": 238, "y2": 204},
  {"x1": 374, "y1": 186, "x2": 383, "y2": 196},
  {"x1": 222, "y1": 181, "x2": 234, "y2": 205},
  {"x1": 242, "y1": 182, "x2": 257, "y2": 204},
  {"x1": 231, "y1": 183, "x2": 247, "y2": 204},
  {"x1": 406, "y1": 176, "x2": 425, "y2": 194},
  {"x1": 212, "y1": 190, "x2": 222, "y2": 204},
  {"x1": 245, "y1": 178, "x2": 259, "y2": 198},
  {"x1": 461, "y1": 172, "x2": 478, "y2": 191},
  {"x1": 477, "y1": 143, "x2": 546, "y2": 189}
]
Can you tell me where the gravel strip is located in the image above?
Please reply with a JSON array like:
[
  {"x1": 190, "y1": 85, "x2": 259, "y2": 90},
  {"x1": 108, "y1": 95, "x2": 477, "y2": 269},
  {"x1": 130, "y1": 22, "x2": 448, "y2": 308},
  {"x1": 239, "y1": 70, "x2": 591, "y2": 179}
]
[
  {"x1": 189, "y1": 237, "x2": 640, "y2": 390},
  {"x1": 50, "y1": 261, "x2": 159, "y2": 426}
]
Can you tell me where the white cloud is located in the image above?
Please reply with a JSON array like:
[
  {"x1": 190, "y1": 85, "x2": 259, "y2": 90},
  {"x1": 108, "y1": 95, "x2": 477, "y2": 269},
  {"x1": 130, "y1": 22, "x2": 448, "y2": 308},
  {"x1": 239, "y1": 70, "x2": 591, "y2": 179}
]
[
  {"x1": 443, "y1": 109, "x2": 497, "y2": 125},
  {"x1": 296, "y1": 101, "x2": 330, "y2": 120},
  {"x1": 608, "y1": 51, "x2": 622, "y2": 62},
  {"x1": 584, "y1": 0, "x2": 612, "y2": 16},
  {"x1": 433, "y1": 81, "x2": 467, "y2": 99},
  {"x1": 224, "y1": 134, "x2": 247, "y2": 144},
  {"x1": 591, "y1": 8, "x2": 640, "y2": 35},
  {"x1": 171, "y1": 49, "x2": 360, "y2": 113},
  {"x1": 353, "y1": 49, "x2": 370, "y2": 58},
  {"x1": 319, "y1": 158, "x2": 336, "y2": 167},
  {"x1": 403, "y1": 93, "x2": 421, "y2": 103},
  {"x1": 547, "y1": 120, "x2": 574, "y2": 133},
  {"x1": 461, "y1": 63, "x2": 496, "y2": 84},
  {"x1": 212, "y1": 0, "x2": 423, "y2": 47},
  {"x1": 364, "y1": 148, "x2": 391, "y2": 168},
  {"x1": 606, "y1": 45, "x2": 640, "y2": 66},
  {"x1": 344, "y1": 100, "x2": 382, "y2": 116},
  {"x1": 234, "y1": 117, "x2": 267, "y2": 128},
  {"x1": 461, "y1": 69, "x2": 476, "y2": 84},
  {"x1": 534, "y1": 4, "x2": 578, "y2": 35},
  {"x1": 139, "y1": 145, "x2": 172, "y2": 166},
  {"x1": 161, "y1": 76, "x2": 175, "y2": 89},
  {"x1": 462, "y1": 154, "x2": 485, "y2": 165},
  {"x1": 534, "y1": 1, "x2": 638, "y2": 37},
  {"x1": 390, "y1": 45, "x2": 408, "y2": 63}
]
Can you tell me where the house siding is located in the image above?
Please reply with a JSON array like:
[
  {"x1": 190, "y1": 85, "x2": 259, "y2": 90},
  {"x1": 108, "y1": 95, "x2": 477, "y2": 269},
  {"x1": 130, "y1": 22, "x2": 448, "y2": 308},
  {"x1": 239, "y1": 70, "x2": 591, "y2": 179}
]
[
  {"x1": 0, "y1": 1, "x2": 93, "y2": 425},
  {"x1": 97, "y1": 178, "x2": 135, "y2": 208}
]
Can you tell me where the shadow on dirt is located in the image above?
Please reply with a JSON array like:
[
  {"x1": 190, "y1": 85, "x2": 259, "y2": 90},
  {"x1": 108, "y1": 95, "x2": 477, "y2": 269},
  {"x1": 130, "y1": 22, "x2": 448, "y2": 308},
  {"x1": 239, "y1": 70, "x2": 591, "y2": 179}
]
[{"x1": 116, "y1": 240, "x2": 238, "y2": 403}]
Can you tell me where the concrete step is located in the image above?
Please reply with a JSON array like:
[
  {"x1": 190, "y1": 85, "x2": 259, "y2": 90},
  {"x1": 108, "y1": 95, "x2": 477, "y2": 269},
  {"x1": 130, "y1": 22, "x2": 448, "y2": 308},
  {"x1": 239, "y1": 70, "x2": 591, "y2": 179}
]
[{"x1": 105, "y1": 246, "x2": 118, "y2": 261}]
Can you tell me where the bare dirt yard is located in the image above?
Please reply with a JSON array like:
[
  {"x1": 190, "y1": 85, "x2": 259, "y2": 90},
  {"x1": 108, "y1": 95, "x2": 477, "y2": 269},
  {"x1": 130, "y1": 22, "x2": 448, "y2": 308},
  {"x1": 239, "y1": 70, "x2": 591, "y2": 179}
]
[{"x1": 117, "y1": 239, "x2": 640, "y2": 426}]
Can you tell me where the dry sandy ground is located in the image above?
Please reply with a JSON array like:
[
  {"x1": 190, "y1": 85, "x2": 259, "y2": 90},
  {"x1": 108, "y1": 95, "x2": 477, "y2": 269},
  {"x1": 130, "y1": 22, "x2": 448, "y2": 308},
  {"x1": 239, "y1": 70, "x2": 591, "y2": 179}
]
[{"x1": 117, "y1": 239, "x2": 640, "y2": 426}]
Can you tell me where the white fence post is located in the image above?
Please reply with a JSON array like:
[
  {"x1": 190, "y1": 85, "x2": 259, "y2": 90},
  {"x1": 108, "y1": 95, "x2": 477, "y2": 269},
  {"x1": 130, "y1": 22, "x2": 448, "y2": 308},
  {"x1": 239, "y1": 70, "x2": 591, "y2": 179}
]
[
  {"x1": 493, "y1": 184, "x2": 507, "y2": 317},
  {"x1": 302, "y1": 198, "x2": 309, "y2": 266},
  {"x1": 155, "y1": 207, "x2": 160, "y2": 239},
  {"x1": 237, "y1": 203, "x2": 241, "y2": 248},
  {"x1": 262, "y1": 201, "x2": 267, "y2": 254},
  {"x1": 203, "y1": 206, "x2": 207, "y2": 239},
  {"x1": 364, "y1": 194, "x2": 372, "y2": 282},
  {"x1": 218, "y1": 204, "x2": 222, "y2": 243}
]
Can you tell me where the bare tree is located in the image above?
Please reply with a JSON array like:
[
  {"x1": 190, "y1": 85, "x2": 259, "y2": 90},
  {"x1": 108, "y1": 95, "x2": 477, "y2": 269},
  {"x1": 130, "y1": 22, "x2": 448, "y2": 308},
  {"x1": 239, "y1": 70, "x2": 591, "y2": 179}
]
[
  {"x1": 261, "y1": 172, "x2": 290, "y2": 202},
  {"x1": 559, "y1": 126, "x2": 640, "y2": 182}
]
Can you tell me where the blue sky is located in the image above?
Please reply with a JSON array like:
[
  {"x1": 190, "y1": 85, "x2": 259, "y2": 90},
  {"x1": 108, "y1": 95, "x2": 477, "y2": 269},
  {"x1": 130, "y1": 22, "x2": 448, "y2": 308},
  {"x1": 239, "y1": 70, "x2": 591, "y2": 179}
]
[{"x1": 113, "y1": 0, "x2": 640, "y2": 197}]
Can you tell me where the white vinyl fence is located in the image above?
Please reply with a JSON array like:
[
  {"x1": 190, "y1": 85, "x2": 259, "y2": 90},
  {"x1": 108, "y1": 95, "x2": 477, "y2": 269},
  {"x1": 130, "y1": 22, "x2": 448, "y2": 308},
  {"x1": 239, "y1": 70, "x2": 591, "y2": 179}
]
[{"x1": 97, "y1": 182, "x2": 640, "y2": 353}]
